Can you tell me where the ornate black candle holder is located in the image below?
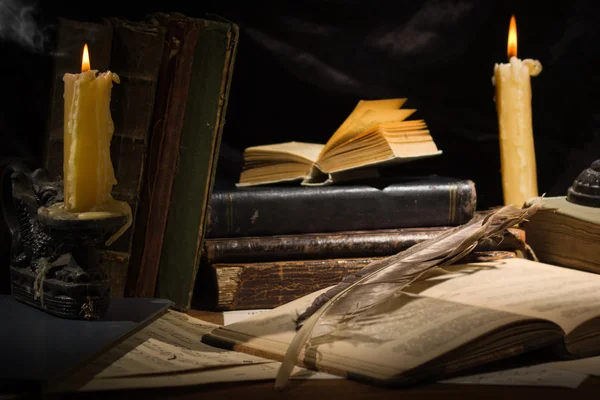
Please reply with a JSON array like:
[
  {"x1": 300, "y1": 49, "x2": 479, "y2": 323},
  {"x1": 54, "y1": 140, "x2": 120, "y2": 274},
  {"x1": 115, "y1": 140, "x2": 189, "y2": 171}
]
[{"x1": 1, "y1": 162, "x2": 128, "y2": 319}]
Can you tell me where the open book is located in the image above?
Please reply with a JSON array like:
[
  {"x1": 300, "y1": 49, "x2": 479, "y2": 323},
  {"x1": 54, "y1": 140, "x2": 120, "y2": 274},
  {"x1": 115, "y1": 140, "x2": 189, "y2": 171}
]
[
  {"x1": 237, "y1": 99, "x2": 442, "y2": 187},
  {"x1": 202, "y1": 258, "x2": 600, "y2": 386}
]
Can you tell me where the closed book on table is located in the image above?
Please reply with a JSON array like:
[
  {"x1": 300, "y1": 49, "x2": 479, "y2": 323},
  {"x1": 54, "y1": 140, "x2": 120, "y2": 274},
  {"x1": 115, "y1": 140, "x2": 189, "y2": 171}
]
[
  {"x1": 196, "y1": 250, "x2": 519, "y2": 311},
  {"x1": 204, "y1": 226, "x2": 526, "y2": 263},
  {"x1": 207, "y1": 176, "x2": 476, "y2": 238}
]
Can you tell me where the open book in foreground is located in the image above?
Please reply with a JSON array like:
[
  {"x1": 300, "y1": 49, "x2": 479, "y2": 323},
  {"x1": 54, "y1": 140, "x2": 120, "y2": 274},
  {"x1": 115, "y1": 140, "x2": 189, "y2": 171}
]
[
  {"x1": 202, "y1": 258, "x2": 600, "y2": 387},
  {"x1": 237, "y1": 98, "x2": 442, "y2": 187}
]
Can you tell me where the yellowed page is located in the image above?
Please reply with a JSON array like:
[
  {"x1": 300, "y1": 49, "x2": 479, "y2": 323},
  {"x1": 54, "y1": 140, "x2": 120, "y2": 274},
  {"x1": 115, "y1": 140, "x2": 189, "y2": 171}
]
[
  {"x1": 244, "y1": 141, "x2": 324, "y2": 163},
  {"x1": 210, "y1": 288, "x2": 533, "y2": 381},
  {"x1": 61, "y1": 365, "x2": 335, "y2": 392},
  {"x1": 321, "y1": 99, "x2": 406, "y2": 155},
  {"x1": 319, "y1": 109, "x2": 416, "y2": 162},
  {"x1": 407, "y1": 258, "x2": 600, "y2": 335},
  {"x1": 75, "y1": 310, "x2": 275, "y2": 380}
]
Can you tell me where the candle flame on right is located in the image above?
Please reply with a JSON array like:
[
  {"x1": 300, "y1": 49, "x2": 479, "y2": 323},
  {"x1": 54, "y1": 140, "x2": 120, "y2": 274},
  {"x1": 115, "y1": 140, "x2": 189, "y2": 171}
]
[
  {"x1": 507, "y1": 15, "x2": 517, "y2": 59},
  {"x1": 82, "y1": 44, "x2": 90, "y2": 72}
]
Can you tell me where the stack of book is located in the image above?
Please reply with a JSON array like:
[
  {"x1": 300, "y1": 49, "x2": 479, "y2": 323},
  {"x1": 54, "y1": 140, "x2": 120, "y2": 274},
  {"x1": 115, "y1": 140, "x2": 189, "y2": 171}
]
[{"x1": 195, "y1": 177, "x2": 528, "y2": 311}]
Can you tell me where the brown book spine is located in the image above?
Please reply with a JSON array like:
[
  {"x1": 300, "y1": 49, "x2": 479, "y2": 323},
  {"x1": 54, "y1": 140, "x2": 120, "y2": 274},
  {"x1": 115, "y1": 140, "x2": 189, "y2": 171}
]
[
  {"x1": 125, "y1": 17, "x2": 200, "y2": 299},
  {"x1": 204, "y1": 227, "x2": 527, "y2": 263},
  {"x1": 196, "y1": 251, "x2": 517, "y2": 311}
]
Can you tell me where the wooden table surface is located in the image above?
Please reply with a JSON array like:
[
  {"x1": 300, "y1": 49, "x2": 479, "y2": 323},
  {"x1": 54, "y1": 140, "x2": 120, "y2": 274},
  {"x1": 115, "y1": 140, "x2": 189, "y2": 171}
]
[{"x1": 48, "y1": 310, "x2": 600, "y2": 399}]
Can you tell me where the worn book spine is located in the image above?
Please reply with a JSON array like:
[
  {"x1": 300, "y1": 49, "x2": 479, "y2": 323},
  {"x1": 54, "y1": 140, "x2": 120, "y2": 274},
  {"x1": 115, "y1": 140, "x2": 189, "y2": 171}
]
[
  {"x1": 126, "y1": 16, "x2": 191, "y2": 299},
  {"x1": 195, "y1": 251, "x2": 517, "y2": 310},
  {"x1": 128, "y1": 13, "x2": 239, "y2": 311},
  {"x1": 207, "y1": 178, "x2": 477, "y2": 238},
  {"x1": 205, "y1": 227, "x2": 526, "y2": 263}
]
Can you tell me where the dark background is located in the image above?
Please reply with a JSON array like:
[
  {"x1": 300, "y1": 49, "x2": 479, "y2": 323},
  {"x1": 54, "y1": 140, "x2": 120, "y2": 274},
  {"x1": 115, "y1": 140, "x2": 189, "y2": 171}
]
[
  {"x1": 3, "y1": 0, "x2": 600, "y2": 201},
  {"x1": 1, "y1": 0, "x2": 599, "y2": 288}
]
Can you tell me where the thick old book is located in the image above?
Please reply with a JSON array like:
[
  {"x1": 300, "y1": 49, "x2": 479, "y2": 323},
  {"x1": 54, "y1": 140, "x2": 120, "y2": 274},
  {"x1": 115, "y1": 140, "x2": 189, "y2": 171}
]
[
  {"x1": 44, "y1": 18, "x2": 164, "y2": 296},
  {"x1": 207, "y1": 177, "x2": 476, "y2": 238},
  {"x1": 522, "y1": 196, "x2": 600, "y2": 274},
  {"x1": 126, "y1": 13, "x2": 239, "y2": 311},
  {"x1": 204, "y1": 226, "x2": 526, "y2": 263},
  {"x1": 237, "y1": 99, "x2": 441, "y2": 187},
  {"x1": 196, "y1": 251, "x2": 518, "y2": 311},
  {"x1": 203, "y1": 258, "x2": 600, "y2": 387}
]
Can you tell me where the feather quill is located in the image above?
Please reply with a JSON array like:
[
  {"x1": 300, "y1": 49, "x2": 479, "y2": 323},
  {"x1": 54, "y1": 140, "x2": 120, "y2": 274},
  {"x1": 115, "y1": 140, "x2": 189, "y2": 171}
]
[{"x1": 274, "y1": 201, "x2": 541, "y2": 389}]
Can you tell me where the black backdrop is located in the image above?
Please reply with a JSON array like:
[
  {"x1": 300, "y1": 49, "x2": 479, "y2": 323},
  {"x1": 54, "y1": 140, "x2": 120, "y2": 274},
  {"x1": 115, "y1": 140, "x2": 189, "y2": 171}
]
[{"x1": 1, "y1": 0, "x2": 599, "y2": 206}]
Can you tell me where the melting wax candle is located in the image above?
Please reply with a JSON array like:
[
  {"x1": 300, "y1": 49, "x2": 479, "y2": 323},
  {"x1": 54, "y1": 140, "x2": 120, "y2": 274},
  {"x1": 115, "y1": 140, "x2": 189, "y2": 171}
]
[
  {"x1": 493, "y1": 15, "x2": 542, "y2": 207},
  {"x1": 63, "y1": 43, "x2": 120, "y2": 212}
]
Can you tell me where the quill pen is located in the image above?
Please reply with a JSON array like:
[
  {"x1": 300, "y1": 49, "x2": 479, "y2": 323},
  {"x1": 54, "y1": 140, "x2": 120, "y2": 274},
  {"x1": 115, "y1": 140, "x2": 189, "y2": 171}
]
[{"x1": 274, "y1": 202, "x2": 541, "y2": 389}]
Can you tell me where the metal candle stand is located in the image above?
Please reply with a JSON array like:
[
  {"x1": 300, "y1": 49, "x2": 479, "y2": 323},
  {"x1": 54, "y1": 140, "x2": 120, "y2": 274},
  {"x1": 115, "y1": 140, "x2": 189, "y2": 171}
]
[{"x1": 1, "y1": 162, "x2": 127, "y2": 319}]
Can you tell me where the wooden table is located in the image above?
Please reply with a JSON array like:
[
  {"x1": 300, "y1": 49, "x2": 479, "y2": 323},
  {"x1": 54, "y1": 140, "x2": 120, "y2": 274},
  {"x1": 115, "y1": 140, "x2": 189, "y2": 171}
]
[{"x1": 49, "y1": 310, "x2": 600, "y2": 399}]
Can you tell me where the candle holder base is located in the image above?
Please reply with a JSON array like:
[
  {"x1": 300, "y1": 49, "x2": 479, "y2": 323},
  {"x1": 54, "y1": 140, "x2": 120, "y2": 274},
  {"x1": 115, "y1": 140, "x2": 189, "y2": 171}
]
[
  {"x1": 1, "y1": 162, "x2": 128, "y2": 320},
  {"x1": 567, "y1": 160, "x2": 600, "y2": 208}
]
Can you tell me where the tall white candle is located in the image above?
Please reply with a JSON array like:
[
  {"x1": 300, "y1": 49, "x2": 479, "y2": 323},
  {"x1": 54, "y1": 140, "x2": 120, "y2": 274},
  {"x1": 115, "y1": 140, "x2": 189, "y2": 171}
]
[{"x1": 493, "y1": 15, "x2": 542, "y2": 207}]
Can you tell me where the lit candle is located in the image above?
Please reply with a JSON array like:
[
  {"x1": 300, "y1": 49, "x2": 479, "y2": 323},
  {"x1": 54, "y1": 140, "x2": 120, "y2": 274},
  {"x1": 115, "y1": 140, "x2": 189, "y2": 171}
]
[
  {"x1": 493, "y1": 15, "x2": 542, "y2": 207},
  {"x1": 63, "y1": 44, "x2": 120, "y2": 212}
]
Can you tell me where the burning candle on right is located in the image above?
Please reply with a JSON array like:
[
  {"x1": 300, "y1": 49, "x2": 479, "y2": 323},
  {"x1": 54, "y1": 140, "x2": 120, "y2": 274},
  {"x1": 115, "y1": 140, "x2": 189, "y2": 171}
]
[{"x1": 493, "y1": 15, "x2": 542, "y2": 207}]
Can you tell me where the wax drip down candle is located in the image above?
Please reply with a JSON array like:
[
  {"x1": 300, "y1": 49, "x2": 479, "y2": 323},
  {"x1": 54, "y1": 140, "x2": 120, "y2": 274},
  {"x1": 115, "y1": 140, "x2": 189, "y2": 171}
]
[
  {"x1": 57, "y1": 43, "x2": 131, "y2": 246},
  {"x1": 492, "y1": 15, "x2": 542, "y2": 207},
  {"x1": 63, "y1": 43, "x2": 120, "y2": 212}
]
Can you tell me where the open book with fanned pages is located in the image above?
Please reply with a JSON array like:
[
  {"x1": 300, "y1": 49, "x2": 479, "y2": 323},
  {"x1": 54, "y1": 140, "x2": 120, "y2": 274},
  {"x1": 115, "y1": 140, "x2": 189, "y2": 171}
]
[
  {"x1": 202, "y1": 258, "x2": 600, "y2": 387},
  {"x1": 237, "y1": 99, "x2": 442, "y2": 187}
]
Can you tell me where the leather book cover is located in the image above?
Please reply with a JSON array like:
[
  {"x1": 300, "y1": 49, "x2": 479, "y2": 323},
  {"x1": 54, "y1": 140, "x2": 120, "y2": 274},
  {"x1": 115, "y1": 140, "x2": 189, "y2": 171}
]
[
  {"x1": 127, "y1": 13, "x2": 239, "y2": 311},
  {"x1": 204, "y1": 227, "x2": 526, "y2": 263},
  {"x1": 195, "y1": 251, "x2": 517, "y2": 310},
  {"x1": 207, "y1": 177, "x2": 477, "y2": 238}
]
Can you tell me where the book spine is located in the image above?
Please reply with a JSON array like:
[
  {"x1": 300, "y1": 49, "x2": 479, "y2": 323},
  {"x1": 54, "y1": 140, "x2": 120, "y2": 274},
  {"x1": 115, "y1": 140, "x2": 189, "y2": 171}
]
[
  {"x1": 127, "y1": 18, "x2": 198, "y2": 299},
  {"x1": 196, "y1": 251, "x2": 516, "y2": 311},
  {"x1": 157, "y1": 20, "x2": 239, "y2": 311},
  {"x1": 101, "y1": 19, "x2": 165, "y2": 297},
  {"x1": 205, "y1": 227, "x2": 526, "y2": 263},
  {"x1": 207, "y1": 179, "x2": 477, "y2": 238}
]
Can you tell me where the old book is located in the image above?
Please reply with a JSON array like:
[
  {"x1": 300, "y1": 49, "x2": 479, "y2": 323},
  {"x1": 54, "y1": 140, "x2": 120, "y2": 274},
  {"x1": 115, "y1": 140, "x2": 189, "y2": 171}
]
[
  {"x1": 203, "y1": 258, "x2": 600, "y2": 387},
  {"x1": 51, "y1": 309, "x2": 328, "y2": 392},
  {"x1": 126, "y1": 13, "x2": 239, "y2": 311},
  {"x1": 204, "y1": 226, "x2": 526, "y2": 263},
  {"x1": 522, "y1": 196, "x2": 600, "y2": 274},
  {"x1": 207, "y1": 177, "x2": 476, "y2": 238},
  {"x1": 44, "y1": 18, "x2": 165, "y2": 297},
  {"x1": 196, "y1": 251, "x2": 518, "y2": 311},
  {"x1": 237, "y1": 99, "x2": 441, "y2": 187}
]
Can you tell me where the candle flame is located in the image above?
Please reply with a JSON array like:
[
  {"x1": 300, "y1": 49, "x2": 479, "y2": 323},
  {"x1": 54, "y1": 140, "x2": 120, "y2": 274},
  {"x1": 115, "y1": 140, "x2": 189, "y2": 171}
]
[
  {"x1": 82, "y1": 44, "x2": 90, "y2": 72},
  {"x1": 507, "y1": 15, "x2": 517, "y2": 59}
]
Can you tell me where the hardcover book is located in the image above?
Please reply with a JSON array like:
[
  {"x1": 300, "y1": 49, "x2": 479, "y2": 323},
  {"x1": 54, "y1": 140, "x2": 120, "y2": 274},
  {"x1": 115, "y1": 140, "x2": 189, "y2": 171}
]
[
  {"x1": 207, "y1": 177, "x2": 476, "y2": 238},
  {"x1": 237, "y1": 99, "x2": 441, "y2": 187},
  {"x1": 522, "y1": 196, "x2": 600, "y2": 274},
  {"x1": 203, "y1": 258, "x2": 600, "y2": 386},
  {"x1": 126, "y1": 13, "x2": 239, "y2": 311},
  {"x1": 204, "y1": 226, "x2": 526, "y2": 263},
  {"x1": 196, "y1": 250, "x2": 518, "y2": 311}
]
